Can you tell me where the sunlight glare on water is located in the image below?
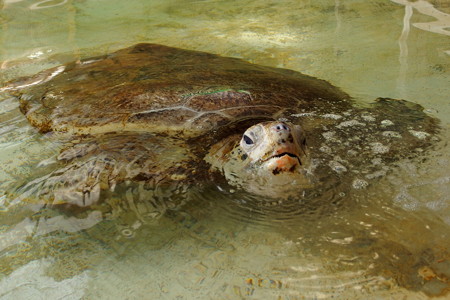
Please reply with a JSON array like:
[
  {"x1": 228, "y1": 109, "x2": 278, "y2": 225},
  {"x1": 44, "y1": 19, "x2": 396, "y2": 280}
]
[{"x1": 0, "y1": 0, "x2": 450, "y2": 299}]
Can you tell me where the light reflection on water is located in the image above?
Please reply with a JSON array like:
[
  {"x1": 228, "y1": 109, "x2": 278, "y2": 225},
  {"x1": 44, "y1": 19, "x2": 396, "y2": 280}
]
[{"x1": 1, "y1": 0, "x2": 450, "y2": 299}]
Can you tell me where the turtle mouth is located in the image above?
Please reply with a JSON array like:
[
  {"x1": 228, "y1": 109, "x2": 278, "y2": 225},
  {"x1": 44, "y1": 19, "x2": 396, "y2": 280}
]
[
  {"x1": 271, "y1": 152, "x2": 302, "y2": 165},
  {"x1": 263, "y1": 152, "x2": 303, "y2": 175}
]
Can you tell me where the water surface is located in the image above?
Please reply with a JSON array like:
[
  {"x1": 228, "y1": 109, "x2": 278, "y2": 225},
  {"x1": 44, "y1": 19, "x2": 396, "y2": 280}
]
[{"x1": 1, "y1": 0, "x2": 449, "y2": 299}]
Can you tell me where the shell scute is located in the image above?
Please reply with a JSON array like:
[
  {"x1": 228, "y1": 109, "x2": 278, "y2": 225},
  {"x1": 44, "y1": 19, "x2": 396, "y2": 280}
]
[{"x1": 185, "y1": 89, "x2": 253, "y2": 111}]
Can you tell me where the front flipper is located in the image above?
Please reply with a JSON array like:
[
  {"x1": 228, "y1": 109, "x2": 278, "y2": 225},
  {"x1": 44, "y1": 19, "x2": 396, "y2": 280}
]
[
  {"x1": 366, "y1": 98, "x2": 440, "y2": 158},
  {"x1": 296, "y1": 97, "x2": 441, "y2": 194},
  {"x1": 14, "y1": 132, "x2": 195, "y2": 207}
]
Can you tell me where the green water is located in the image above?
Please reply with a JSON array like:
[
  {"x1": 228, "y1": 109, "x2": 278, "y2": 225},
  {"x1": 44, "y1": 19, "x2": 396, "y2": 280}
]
[{"x1": 0, "y1": 0, "x2": 450, "y2": 299}]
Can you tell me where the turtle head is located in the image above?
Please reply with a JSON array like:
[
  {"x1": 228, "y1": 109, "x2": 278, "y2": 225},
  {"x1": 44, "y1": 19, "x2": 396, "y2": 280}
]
[
  {"x1": 206, "y1": 121, "x2": 312, "y2": 199},
  {"x1": 240, "y1": 121, "x2": 307, "y2": 175}
]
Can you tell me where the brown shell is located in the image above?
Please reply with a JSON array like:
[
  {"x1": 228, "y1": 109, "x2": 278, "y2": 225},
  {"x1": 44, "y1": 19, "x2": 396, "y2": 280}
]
[
  {"x1": 3, "y1": 44, "x2": 441, "y2": 207},
  {"x1": 9, "y1": 43, "x2": 351, "y2": 136}
]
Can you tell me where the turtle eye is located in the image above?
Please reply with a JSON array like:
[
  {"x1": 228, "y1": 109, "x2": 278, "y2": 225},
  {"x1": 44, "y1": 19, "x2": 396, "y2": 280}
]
[{"x1": 243, "y1": 134, "x2": 254, "y2": 145}]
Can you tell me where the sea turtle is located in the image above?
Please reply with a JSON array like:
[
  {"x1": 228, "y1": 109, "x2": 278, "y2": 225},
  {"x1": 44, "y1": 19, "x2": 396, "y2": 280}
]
[{"x1": 1, "y1": 43, "x2": 439, "y2": 208}]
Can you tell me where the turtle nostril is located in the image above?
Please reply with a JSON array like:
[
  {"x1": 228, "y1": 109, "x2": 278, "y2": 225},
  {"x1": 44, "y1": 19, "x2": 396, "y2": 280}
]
[{"x1": 273, "y1": 123, "x2": 290, "y2": 133}]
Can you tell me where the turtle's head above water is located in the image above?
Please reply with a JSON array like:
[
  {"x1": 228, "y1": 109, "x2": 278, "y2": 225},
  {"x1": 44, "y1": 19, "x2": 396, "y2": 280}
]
[
  {"x1": 206, "y1": 121, "x2": 312, "y2": 198},
  {"x1": 240, "y1": 121, "x2": 307, "y2": 175}
]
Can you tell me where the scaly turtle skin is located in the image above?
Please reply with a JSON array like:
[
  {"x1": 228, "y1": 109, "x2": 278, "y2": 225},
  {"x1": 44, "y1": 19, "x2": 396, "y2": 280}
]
[{"x1": 2, "y1": 43, "x2": 439, "y2": 206}]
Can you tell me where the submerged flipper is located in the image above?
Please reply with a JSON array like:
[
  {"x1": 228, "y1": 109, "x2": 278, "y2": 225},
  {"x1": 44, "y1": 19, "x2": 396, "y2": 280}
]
[
  {"x1": 13, "y1": 133, "x2": 196, "y2": 207},
  {"x1": 366, "y1": 97, "x2": 440, "y2": 157},
  {"x1": 297, "y1": 97, "x2": 441, "y2": 193}
]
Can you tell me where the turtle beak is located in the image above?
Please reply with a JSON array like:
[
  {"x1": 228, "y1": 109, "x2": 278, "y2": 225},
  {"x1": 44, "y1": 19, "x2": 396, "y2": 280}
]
[
  {"x1": 265, "y1": 153, "x2": 301, "y2": 175},
  {"x1": 262, "y1": 122, "x2": 305, "y2": 175}
]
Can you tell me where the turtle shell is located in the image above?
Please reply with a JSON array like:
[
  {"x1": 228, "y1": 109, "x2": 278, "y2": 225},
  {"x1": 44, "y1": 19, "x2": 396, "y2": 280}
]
[
  {"x1": 11, "y1": 43, "x2": 351, "y2": 136},
  {"x1": 2, "y1": 43, "x2": 441, "y2": 208}
]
